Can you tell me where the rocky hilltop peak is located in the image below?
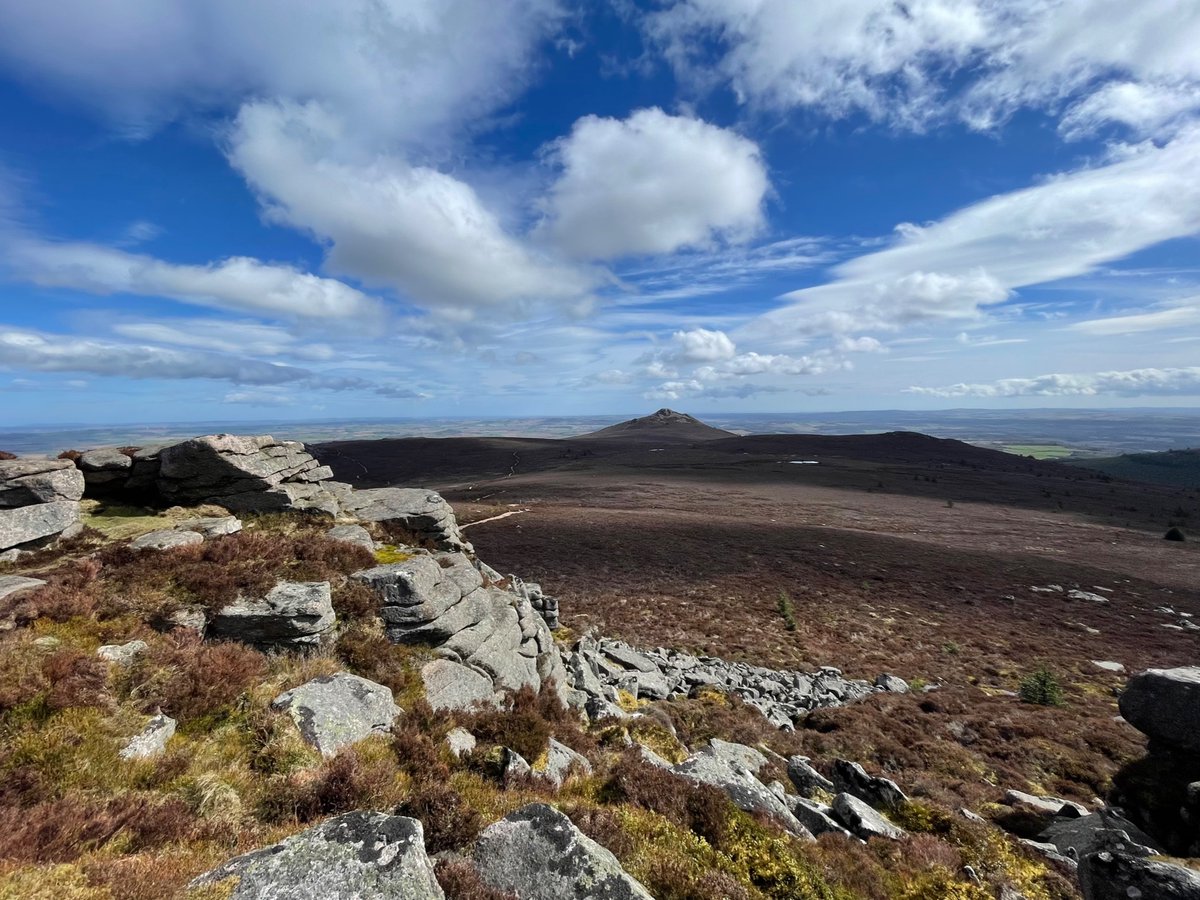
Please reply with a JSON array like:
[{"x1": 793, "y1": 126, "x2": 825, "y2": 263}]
[{"x1": 582, "y1": 408, "x2": 734, "y2": 442}]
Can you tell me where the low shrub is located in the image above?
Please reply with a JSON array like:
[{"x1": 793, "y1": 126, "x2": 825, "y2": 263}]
[
  {"x1": 435, "y1": 858, "x2": 518, "y2": 900},
  {"x1": 127, "y1": 632, "x2": 266, "y2": 724},
  {"x1": 256, "y1": 745, "x2": 397, "y2": 824},
  {"x1": 462, "y1": 687, "x2": 554, "y2": 763},
  {"x1": 395, "y1": 781, "x2": 484, "y2": 852},
  {"x1": 777, "y1": 591, "x2": 797, "y2": 631},
  {"x1": 1018, "y1": 668, "x2": 1064, "y2": 707}
]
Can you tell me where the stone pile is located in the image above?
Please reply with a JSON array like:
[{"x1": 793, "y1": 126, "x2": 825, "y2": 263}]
[
  {"x1": 352, "y1": 550, "x2": 568, "y2": 702},
  {"x1": 0, "y1": 456, "x2": 84, "y2": 558},
  {"x1": 562, "y1": 635, "x2": 901, "y2": 729}
]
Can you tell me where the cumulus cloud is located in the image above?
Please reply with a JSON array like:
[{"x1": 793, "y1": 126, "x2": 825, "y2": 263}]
[
  {"x1": 908, "y1": 367, "x2": 1200, "y2": 398},
  {"x1": 647, "y1": 1, "x2": 1200, "y2": 137},
  {"x1": 670, "y1": 328, "x2": 737, "y2": 362},
  {"x1": 0, "y1": 0, "x2": 563, "y2": 144},
  {"x1": 741, "y1": 128, "x2": 1200, "y2": 344},
  {"x1": 539, "y1": 108, "x2": 768, "y2": 259},
  {"x1": 227, "y1": 101, "x2": 596, "y2": 318},
  {"x1": 7, "y1": 238, "x2": 381, "y2": 321}
]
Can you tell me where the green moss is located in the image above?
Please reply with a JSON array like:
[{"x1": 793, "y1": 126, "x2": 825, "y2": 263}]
[{"x1": 373, "y1": 545, "x2": 413, "y2": 565}]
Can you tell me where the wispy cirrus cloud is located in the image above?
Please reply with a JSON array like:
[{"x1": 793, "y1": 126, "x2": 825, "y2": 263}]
[{"x1": 908, "y1": 367, "x2": 1200, "y2": 398}]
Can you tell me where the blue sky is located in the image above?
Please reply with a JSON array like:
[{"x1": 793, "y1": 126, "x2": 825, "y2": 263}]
[{"x1": 1, "y1": 1, "x2": 1199, "y2": 425}]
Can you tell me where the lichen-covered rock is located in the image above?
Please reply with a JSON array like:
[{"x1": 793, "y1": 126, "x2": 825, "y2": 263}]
[
  {"x1": 421, "y1": 659, "x2": 497, "y2": 712},
  {"x1": 97, "y1": 639, "x2": 148, "y2": 666},
  {"x1": 340, "y1": 488, "x2": 471, "y2": 552},
  {"x1": 272, "y1": 673, "x2": 401, "y2": 757},
  {"x1": 875, "y1": 673, "x2": 909, "y2": 693},
  {"x1": 130, "y1": 529, "x2": 204, "y2": 551},
  {"x1": 0, "y1": 457, "x2": 85, "y2": 507},
  {"x1": 1119, "y1": 667, "x2": 1200, "y2": 752},
  {"x1": 538, "y1": 738, "x2": 592, "y2": 788},
  {"x1": 832, "y1": 793, "x2": 906, "y2": 841},
  {"x1": 191, "y1": 812, "x2": 444, "y2": 899},
  {"x1": 792, "y1": 797, "x2": 854, "y2": 839},
  {"x1": 446, "y1": 727, "x2": 477, "y2": 758},
  {"x1": 472, "y1": 803, "x2": 653, "y2": 900},
  {"x1": 208, "y1": 580, "x2": 335, "y2": 649},
  {"x1": 120, "y1": 713, "x2": 176, "y2": 760},
  {"x1": 0, "y1": 499, "x2": 80, "y2": 551},
  {"x1": 155, "y1": 434, "x2": 343, "y2": 514},
  {"x1": 674, "y1": 740, "x2": 814, "y2": 839}
]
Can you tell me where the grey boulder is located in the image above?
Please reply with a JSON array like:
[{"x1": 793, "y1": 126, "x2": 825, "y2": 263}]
[
  {"x1": 209, "y1": 581, "x2": 335, "y2": 648},
  {"x1": 787, "y1": 755, "x2": 834, "y2": 797},
  {"x1": 1038, "y1": 810, "x2": 1161, "y2": 860},
  {"x1": 97, "y1": 639, "x2": 148, "y2": 666},
  {"x1": 176, "y1": 515, "x2": 243, "y2": 537},
  {"x1": 832, "y1": 793, "x2": 906, "y2": 841},
  {"x1": 341, "y1": 488, "x2": 471, "y2": 552},
  {"x1": 120, "y1": 713, "x2": 176, "y2": 760},
  {"x1": 272, "y1": 673, "x2": 401, "y2": 757},
  {"x1": 1118, "y1": 667, "x2": 1200, "y2": 751},
  {"x1": 831, "y1": 759, "x2": 908, "y2": 809},
  {"x1": 674, "y1": 740, "x2": 813, "y2": 839},
  {"x1": 421, "y1": 659, "x2": 497, "y2": 712},
  {"x1": 192, "y1": 812, "x2": 444, "y2": 899},
  {"x1": 78, "y1": 448, "x2": 133, "y2": 485},
  {"x1": 875, "y1": 673, "x2": 909, "y2": 693},
  {"x1": 0, "y1": 500, "x2": 80, "y2": 551},
  {"x1": 0, "y1": 458, "x2": 85, "y2": 506},
  {"x1": 538, "y1": 738, "x2": 592, "y2": 788},
  {"x1": 1079, "y1": 850, "x2": 1200, "y2": 900},
  {"x1": 327, "y1": 523, "x2": 376, "y2": 550},
  {"x1": 792, "y1": 797, "x2": 855, "y2": 839},
  {"x1": 0, "y1": 574, "x2": 46, "y2": 601},
  {"x1": 472, "y1": 803, "x2": 652, "y2": 900}
]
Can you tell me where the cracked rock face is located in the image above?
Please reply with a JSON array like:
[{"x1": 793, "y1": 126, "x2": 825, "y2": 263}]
[
  {"x1": 472, "y1": 803, "x2": 652, "y2": 900},
  {"x1": 272, "y1": 673, "x2": 402, "y2": 757},
  {"x1": 153, "y1": 434, "x2": 349, "y2": 515},
  {"x1": 0, "y1": 500, "x2": 80, "y2": 552},
  {"x1": 340, "y1": 488, "x2": 472, "y2": 552},
  {"x1": 353, "y1": 553, "x2": 567, "y2": 698},
  {"x1": 192, "y1": 812, "x2": 444, "y2": 899}
]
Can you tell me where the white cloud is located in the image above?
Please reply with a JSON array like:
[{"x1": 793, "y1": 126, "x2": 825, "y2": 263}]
[
  {"x1": 228, "y1": 101, "x2": 596, "y2": 318},
  {"x1": 908, "y1": 367, "x2": 1200, "y2": 398},
  {"x1": 647, "y1": 1, "x2": 1200, "y2": 137},
  {"x1": 539, "y1": 108, "x2": 768, "y2": 259},
  {"x1": 836, "y1": 336, "x2": 886, "y2": 353},
  {"x1": 7, "y1": 238, "x2": 381, "y2": 321},
  {"x1": 0, "y1": 328, "x2": 316, "y2": 385},
  {"x1": 671, "y1": 328, "x2": 737, "y2": 362},
  {"x1": 741, "y1": 128, "x2": 1200, "y2": 343},
  {"x1": 1059, "y1": 82, "x2": 1200, "y2": 141},
  {"x1": 113, "y1": 319, "x2": 336, "y2": 360},
  {"x1": 1070, "y1": 298, "x2": 1200, "y2": 335},
  {"x1": 0, "y1": 0, "x2": 564, "y2": 145}
]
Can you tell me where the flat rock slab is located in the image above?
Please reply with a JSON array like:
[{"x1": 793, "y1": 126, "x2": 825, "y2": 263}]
[
  {"x1": 0, "y1": 500, "x2": 80, "y2": 551},
  {"x1": 421, "y1": 659, "x2": 497, "y2": 712},
  {"x1": 833, "y1": 792, "x2": 906, "y2": 841},
  {"x1": 0, "y1": 575, "x2": 47, "y2": 601},
  {"x1": 0, "y1": 458, "x2": 84, "y2": 507},
  {"x1": 176, "y1": 515, "x2": 243, "y2": 537},
  {"x1": 787, "y1": 755, "x2": 834, "y2": 797},
  {"x1": 130, "y1": 529, "x2": 204, "y2": 551},
  {"x1": 192, "y1": 812, "x2": 444, "y2": 899},
  {"x1": 1118, "y1": 667, "x2": 1200, "y2": 752},
  {"x1": 327, "y1": 523, "x2": 376, "y2": 550},
  {"x1": 209, "y1": 581, "x2": 335, "y2": 648},
  {"x1": 472, "y1": 803, "x2": 652, "y2": 900},
  {"x1": 273, "y1": 673, "x2": 401, "y2": 757}
]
